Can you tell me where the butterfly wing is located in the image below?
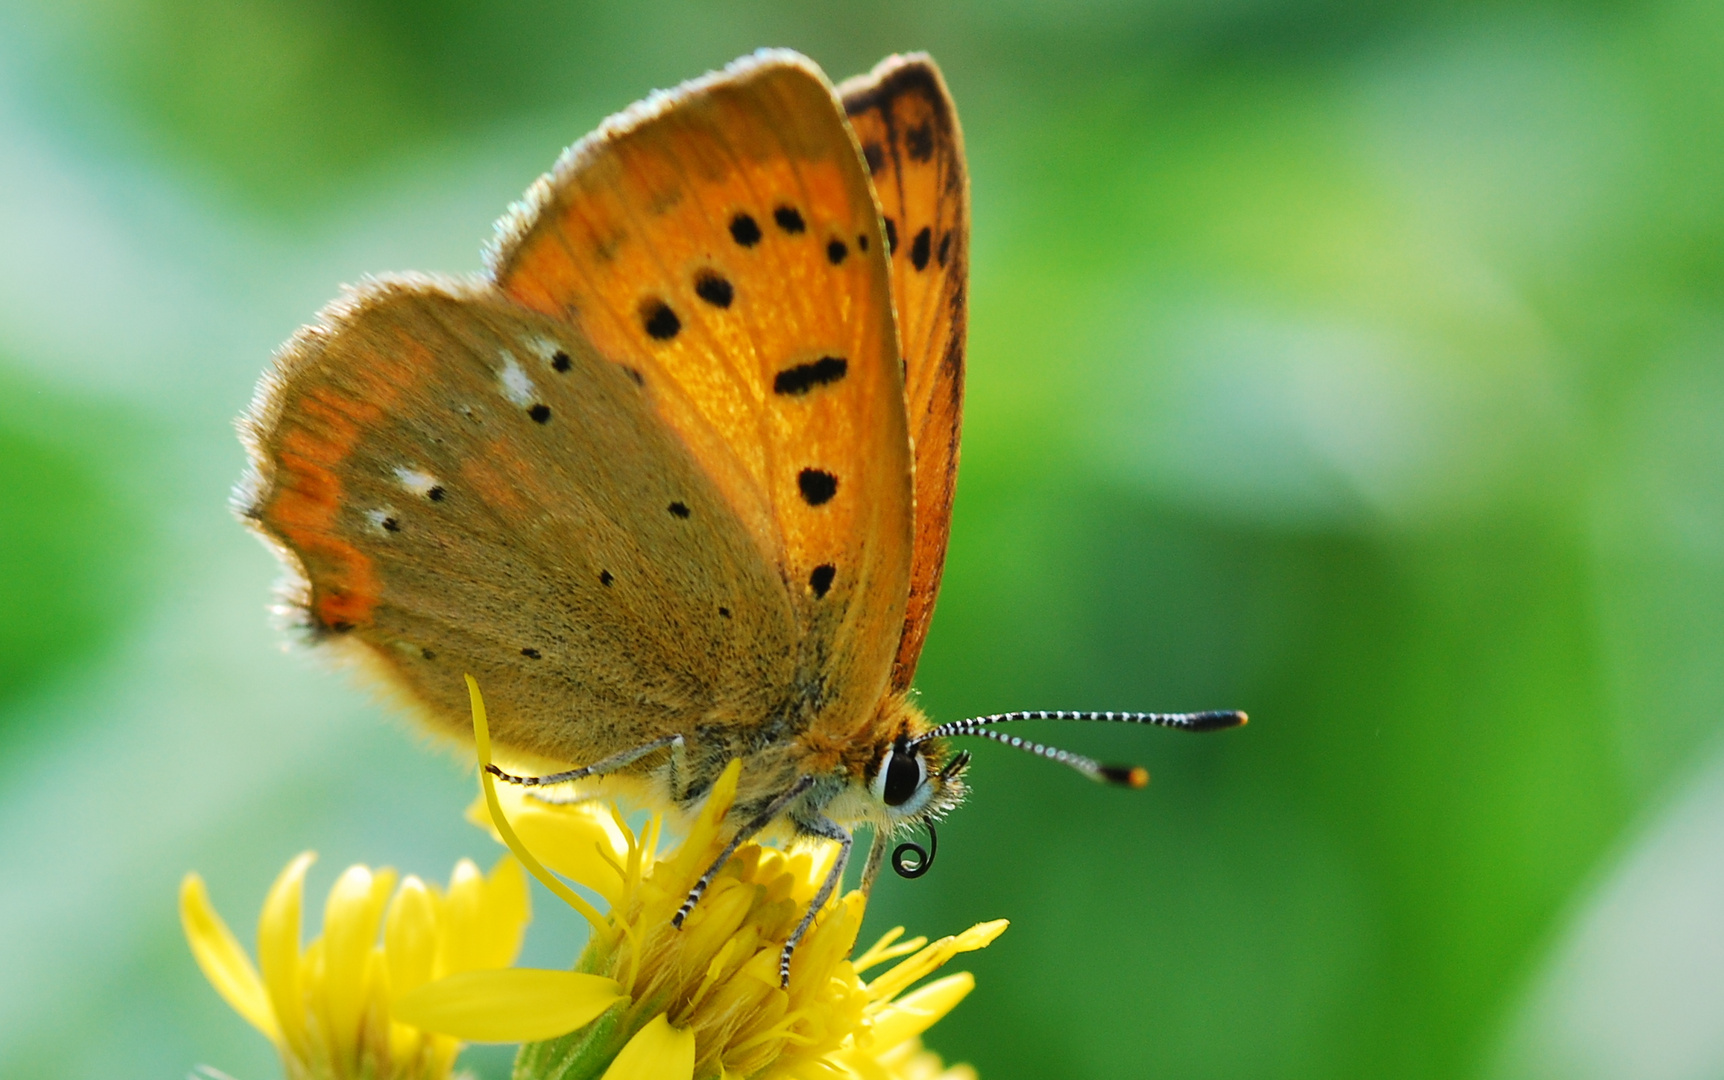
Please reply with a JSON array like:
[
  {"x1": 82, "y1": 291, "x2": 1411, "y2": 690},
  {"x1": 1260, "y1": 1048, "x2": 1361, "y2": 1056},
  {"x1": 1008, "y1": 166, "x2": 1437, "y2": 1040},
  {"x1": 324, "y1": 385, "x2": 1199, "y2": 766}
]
[
  {"x1": 488, "y1": 51, "x2": 912, "y2": 745},
  {"x1": 239, "y1": 277, "x2": 802, "y2": 765},
  {"x1": 839, "y1": 55, "x2": 969, "y2": 693}
]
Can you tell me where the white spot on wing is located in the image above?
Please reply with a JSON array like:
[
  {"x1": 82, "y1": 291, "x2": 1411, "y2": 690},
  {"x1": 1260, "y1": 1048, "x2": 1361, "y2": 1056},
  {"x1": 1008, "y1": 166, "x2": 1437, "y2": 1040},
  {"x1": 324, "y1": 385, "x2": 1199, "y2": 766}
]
[
  {"x1": 498, "y1": 350, "x2": 536, "y2": 406},
  {"x1": 394, "y1": 467, "x2": 440, "y2": 496},
  {"x1": 527, "y1": 336, "x2": 562, "y2": 364}
]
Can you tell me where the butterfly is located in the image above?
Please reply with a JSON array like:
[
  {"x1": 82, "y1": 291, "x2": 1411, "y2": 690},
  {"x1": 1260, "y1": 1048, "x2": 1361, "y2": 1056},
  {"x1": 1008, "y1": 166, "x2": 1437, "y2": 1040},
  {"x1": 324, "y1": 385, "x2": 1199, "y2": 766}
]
[{"x1": 237, "y1": 49, "x2": 1244, "y2": 985}]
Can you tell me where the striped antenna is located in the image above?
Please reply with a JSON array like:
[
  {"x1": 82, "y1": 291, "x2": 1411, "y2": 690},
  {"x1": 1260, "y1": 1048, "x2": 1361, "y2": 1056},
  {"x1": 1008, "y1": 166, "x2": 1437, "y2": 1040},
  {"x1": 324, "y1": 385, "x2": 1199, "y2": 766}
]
[{"x1": 912, "y1": 709, "x2": 1247, "y2": 788}]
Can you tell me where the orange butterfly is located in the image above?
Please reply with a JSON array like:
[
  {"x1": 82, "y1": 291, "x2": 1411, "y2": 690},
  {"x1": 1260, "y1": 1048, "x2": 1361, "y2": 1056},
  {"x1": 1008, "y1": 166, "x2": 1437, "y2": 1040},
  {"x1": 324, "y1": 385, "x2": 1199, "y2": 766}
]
[{"x1": 238, "y1": 50, "x2": 1243, "y2": 984}]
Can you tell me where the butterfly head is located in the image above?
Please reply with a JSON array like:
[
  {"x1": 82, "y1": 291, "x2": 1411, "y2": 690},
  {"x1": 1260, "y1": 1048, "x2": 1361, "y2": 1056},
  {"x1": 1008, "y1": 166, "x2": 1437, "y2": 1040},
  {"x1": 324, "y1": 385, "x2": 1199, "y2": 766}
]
[{"x1": 835, "y1": 693, "x2": 967, "y2": 833}]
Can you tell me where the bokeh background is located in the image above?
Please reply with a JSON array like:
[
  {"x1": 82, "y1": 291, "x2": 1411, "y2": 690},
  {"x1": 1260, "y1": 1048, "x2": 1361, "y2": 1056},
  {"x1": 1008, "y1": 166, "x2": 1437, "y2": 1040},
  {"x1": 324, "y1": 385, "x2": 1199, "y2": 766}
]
[{"x1": 4, "y1": 1, "x2": 1724, "y2": 1078}]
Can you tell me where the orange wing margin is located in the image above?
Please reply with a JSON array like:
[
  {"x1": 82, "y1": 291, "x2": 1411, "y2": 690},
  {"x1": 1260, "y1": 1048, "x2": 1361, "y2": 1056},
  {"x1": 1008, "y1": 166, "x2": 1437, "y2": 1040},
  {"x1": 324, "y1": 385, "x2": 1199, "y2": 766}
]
[{"x1": 840, "y1": 55, "x2": 970, "y2": 692}]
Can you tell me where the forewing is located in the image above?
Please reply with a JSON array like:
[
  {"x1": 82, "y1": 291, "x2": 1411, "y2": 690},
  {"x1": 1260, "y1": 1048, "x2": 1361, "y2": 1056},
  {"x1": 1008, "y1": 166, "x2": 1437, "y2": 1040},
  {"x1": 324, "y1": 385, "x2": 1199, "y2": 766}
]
[
  {"x1": 238, "y1": 278, "x2": 799, "y2": 765},
  {"x1": 489, "y1": 51, "x2": 913, "y2": 739},
  {"x1": 839, "y1": 55, "x2": 969, "y2": 692}
]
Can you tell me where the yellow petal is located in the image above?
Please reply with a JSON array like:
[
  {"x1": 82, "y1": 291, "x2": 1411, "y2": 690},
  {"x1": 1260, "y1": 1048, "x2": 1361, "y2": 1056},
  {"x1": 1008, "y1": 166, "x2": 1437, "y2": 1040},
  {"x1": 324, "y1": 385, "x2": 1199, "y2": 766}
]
[
  {"x1": 601, "y1": 1013, "x2": 695, "y2": 1080},
  {"x1": 477, "y1": 855, "x2": 531, "y2": 969},
  {"x1": 436, "y1": 858, "x2": 484, "y2": 977},
  {"x1": 659, "y1": 759, "x2": 742, "y2": 885},
  {"x1": 387, "y1": 1017, "x2": 424, "y2": 1071},
  {"x1": 322, "y1": 865, "x2": 394, "y2": 1057},
  {"x1": 385, "y1": 876, "x2": 438, "y2": 998},
  {"x1": 258, "y1": 851, "x2": 315, "y2": 1050},
  {"x1": 789, "y1": 1059, "x2": 856, "y2": 1080},
  {"x1": 865, "y1": 921, "x2": 1006, "y2": 1003},
  {"x1": 467, "y1": 674, "x2": 609, "y2": 932},
  {"x1": 678, "y1": 876, "x2": 760, "y2": 972},
  {"x1": 950, "y1": 920, "x2": 1008, "y2": 952},
  {"x1": 780, "y1": 851, "x2": 816, "y2": 902},
  {"x1": 795, "y1": 843, "x2": 841, "y2": 901},
  {"x1": 867, "y1": 973, "x2": 974, "y2": 1051},
  {"x1": 179, "y1": 874, "x2": 280, "y2": 1041},
  {"x1": 394, "y1": 969, "x2": 624, "y2": 1043},
  {"x1": 870, "y1": 1041, "x2": 976, "y2": 1080},
  {"x1": 502, "y1": 795, "x2": 629, "y2": 904},
  {"x1": 853, "y1": 927, "x2": 928, "y2": 975},
  {"x1": 358, "y1": 949, "x2": 395, "y2": 1075},
  {"x1": 787, "y1": 893, "x2": 864, "y2": 1003}
]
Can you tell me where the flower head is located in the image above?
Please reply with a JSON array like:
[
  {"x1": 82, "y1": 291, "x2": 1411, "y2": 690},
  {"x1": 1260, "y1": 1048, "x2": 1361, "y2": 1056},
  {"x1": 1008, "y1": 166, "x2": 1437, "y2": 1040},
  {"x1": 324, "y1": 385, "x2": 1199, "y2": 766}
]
[
  {"x1": 390, "y1": 676, "x2": 1004, "y2": 1080},
  {"x1": 181, "y1": 675, "x2": 1002, "y2": 1080},
  {"x1": 180, "y1": 851, "x2": 531, "y2": 1080}
]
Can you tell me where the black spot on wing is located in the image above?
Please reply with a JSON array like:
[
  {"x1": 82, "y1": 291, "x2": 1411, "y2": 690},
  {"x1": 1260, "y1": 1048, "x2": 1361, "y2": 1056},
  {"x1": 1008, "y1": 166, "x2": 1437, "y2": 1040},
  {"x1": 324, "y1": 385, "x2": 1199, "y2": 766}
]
[
  {"x1": 884, "y1": 217, "x2": 898, "y2": 255},
  {"x1": 773, "y1": 356, "x2": 848, "y2": 396},
  {"x1": 695, "y1": 271, "x2": 733, "y2": 308},
  {"x1": 624, "y1": 366, "x2": 645, "y2": 387},
  {"x1": 552, "y1": 350, "x2": 571, "y2": 372},
  {"x1": 528, "y1": 404, "x2": 551, "y2": 423},
  {"x1": 427, "y1": 486, "x2": 446, "y2": 502},
  {"x1": 809, "y1": 564, "x2": 835, "y2": 598},
  {"x1": 910, "y1": 227, "x2": 931, "y2": 271},
  {"x1": 938, "y1": 231, "x2": 952, "y2": 267},
  {"x1": 827, "y1": 239, "x2": 848, "y2": 265},
  {"x1": 730, "y1": 213, "x2": 762, "y2": 247},
  {"x1": 718, "y1": 606, "x2": 731, "y2": 618},
  {"x1": 642, "y1": 300, "x2": 681, "y2": 340},
  {"x1": 382, "y1": 517, "x2": 400, "y2": 532},
  {"x1": 774, "y1": 206, "x2": 806, "y2": 234},
  {"x1": 857, "y1": 233, "x2": 869, "y2": 252},
  {"x1": 521, "y1": 647, "x2": 541, "y2": 659},
  {"x1": 798, "y1": 468, "x2": 838, "y2": 506},
  {"x1": 668, "y1": 501, "x2": 691, "y2": 519},
  {"x1": 905, "y1": 123, "x2": 934, "y2": 162},
  {"x1": 862, "y1": 142, "x2": 885, "y2": 174},
  {"x1": 421, "y1": 647, "x2": 436, "y2": 660},
  {"x1": 600, "y1": 569, "x2": 614, "y2": 586}
]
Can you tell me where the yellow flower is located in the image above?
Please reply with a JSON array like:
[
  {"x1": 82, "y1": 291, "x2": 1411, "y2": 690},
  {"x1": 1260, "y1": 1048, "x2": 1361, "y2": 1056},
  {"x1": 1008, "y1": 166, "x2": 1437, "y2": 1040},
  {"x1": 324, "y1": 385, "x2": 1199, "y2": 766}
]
[
  {"x1": 180, "y1": 851, "x2": 539, "y2": 1080},
  {"x1": 390, "y1": 675, "x2": 1004, "y2": 1080}
]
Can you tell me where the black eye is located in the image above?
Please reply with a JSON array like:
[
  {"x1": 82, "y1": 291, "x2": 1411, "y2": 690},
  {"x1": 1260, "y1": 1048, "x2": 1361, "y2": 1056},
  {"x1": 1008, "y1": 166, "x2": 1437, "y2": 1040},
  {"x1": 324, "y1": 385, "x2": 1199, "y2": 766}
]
[{"x1": 882, "y1": 749, "x2": 923, "y2": 807}]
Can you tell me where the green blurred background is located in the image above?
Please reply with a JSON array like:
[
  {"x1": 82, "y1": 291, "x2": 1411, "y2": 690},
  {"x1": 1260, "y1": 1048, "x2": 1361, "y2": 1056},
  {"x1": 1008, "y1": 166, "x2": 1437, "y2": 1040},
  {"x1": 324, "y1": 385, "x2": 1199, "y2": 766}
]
[{"x1": 4, "y1": 1, "x2": 1724, "y2": 1078}]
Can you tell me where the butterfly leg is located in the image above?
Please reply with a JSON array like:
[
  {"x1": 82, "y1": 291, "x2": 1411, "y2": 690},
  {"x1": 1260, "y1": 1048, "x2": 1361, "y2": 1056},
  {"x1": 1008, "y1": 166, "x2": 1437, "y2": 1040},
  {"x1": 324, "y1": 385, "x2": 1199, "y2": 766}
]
[
  {"x1": 486, "y1": 734, "x2": 684, "y2": 789},
  {"x1": 664, "y1": 732, "x2": 692, "y2": 802},
  {"x1": 859, "y1": 828, "x2": 890, "y2": 896},
  {"x1": 778, "y1": 814, "x2": 853, "y2": 988},
  {"x1": 673, "y1": 775, "x2": 816, "y2": 930}
]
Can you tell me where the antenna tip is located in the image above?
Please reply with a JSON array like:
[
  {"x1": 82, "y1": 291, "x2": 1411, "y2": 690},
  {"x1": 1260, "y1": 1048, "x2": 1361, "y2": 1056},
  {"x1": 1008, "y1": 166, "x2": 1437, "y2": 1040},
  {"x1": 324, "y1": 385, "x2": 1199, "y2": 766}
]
[
  {"x1": 1191, "y1": 710, "x2": 1248, "y2": 731},
  {"x1": 1100, "y1": 764, "x2": 1151, "y2": 788}
]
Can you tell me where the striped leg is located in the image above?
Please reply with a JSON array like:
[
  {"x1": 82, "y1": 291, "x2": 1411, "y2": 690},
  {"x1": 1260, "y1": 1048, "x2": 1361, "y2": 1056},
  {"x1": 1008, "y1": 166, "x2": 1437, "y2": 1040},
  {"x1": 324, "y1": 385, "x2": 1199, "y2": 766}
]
[
  {"x1": 778, "y1": 814, "x2": 852, "y2": 988},
  {"x1": 859, "y1": 828, "x2": 890, "y2": 896},
  {"x1": 485, "y1": 734, "x2": 683, "y2": 789},
  {"x1": 672, "y1": 776, "x2": 815, "y2": 930}
]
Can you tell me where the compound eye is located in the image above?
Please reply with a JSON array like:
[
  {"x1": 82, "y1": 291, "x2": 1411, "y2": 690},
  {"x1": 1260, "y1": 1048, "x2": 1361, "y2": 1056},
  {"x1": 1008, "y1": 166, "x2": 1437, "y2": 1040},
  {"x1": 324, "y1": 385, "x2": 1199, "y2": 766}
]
[{"x1": 881, "y1": 749, "x2": 925, "y2": 808}]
